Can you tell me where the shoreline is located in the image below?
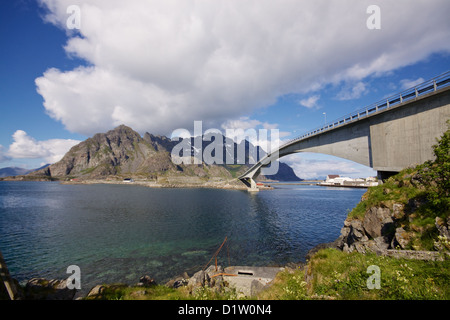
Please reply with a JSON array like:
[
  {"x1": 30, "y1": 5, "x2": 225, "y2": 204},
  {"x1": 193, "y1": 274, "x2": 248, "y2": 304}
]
[
  {"x1": 59, "y1": 179, "x2": 276, "y2": 190},
  {"x1": 0, "y1": 176, "x2": 276, "y2": 190}
]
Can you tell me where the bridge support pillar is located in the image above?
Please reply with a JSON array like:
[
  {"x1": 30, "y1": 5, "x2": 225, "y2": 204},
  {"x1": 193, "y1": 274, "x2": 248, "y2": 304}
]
[
  {"x1": 247, "y1": 178, "x2": 259, "y2": 192},
  {"x1": 240, "y1": 177, "x2": 259, "y2": 192}
]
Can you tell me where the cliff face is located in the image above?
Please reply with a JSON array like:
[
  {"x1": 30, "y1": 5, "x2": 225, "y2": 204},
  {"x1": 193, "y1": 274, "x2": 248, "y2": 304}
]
[
  {"x1": 33, "y1": 125, "x2": 300, "y2": 182},
  {"x1": 333, "y1": 170, "x2": 450, "y2": 257}
]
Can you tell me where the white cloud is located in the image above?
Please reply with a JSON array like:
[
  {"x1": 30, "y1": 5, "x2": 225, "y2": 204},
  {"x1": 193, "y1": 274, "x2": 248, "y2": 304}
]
[
  {"x1": 299, "y1": 95, "x2": 320, "y2": 109},
  {"x1": 35, "y1": 0, "x2": 450, "y2": 136},
  {"x1": 221, "y1": 117, "x2": 267, "y2": 132},
  {"x1": 282, "y1": 154, "x2": 376, "y2": 180},
  {"x1": 400, "y1": 77, "x2": 425, "y2": 90},
  {"x1": 7, "y1": 130, "x2": 81, "y2": 164},
  {"x1": 336, "y1": 82, "x2": 369, "y2": 101},
  {"x1": 0, "y1": 145, "x2": 11, "y2": 163},
  {"x1": 220, "y1": 117, "x2": 291, "y2": 152}
]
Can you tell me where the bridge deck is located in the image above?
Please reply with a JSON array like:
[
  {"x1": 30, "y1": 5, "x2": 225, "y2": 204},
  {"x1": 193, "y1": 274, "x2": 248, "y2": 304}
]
[{"x1": 239, "y1": 71, "x2": 450, "y2": 181}]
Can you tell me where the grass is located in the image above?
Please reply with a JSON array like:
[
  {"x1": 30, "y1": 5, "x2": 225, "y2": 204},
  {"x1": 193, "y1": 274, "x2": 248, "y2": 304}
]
[
  {"x1": 258, "y1": 248, "x2": 450, "y2": 300},
  {"x1": 84, "y1": 282, "x2": 240, "y2": 300},
  {"x1": 83, "y1": 248, "x2": 449, "y2": 300},
  {"x1": 224, "y1": 164, "x2": 245, "y2": 178},
  {"x1": 347, "y1": 168, "x2": 427, "y2": 221},
  {"x1": 84, "y1": 284, "x2": 186, "y2": 300}
]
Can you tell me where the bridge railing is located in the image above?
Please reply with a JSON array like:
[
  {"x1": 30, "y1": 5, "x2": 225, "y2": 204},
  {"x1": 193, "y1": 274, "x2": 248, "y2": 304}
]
[{"x1": 279, "y1": 71, "x2": 450, "y2": 150}]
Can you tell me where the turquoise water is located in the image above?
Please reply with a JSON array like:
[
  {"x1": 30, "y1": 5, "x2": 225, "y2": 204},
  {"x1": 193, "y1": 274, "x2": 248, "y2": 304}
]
[{"x1": 0, "y1": 181, "x2": 365, "y2": 295}]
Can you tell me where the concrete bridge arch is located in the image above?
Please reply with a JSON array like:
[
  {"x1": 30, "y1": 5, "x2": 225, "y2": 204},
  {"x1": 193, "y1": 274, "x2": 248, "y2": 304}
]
[{"x1": 239, "y1": 73, "x2": 450, "y2": 190}]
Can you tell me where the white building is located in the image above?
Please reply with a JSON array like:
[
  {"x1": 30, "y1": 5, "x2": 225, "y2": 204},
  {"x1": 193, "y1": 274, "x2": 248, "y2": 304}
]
[{"x1": 319, "y1": 175, "x2": 378, "y2": 187}]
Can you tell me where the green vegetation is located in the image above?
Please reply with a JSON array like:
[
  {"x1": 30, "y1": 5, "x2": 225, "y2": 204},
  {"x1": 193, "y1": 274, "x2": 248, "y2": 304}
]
[
  {"x1": 85, "y1": 248, "x2": 449, "y2": 300},
  {"x1": 80, "y1": 166, "x2": 97, "y2": 175},
  {"x1": 259, "y1": 249, "x2": 450, "y2": 300},
  {"x1": 85, "y1": 284, "x2": 185, "y2": 300},
  {"x1": 224, "y1": 164, "x2": 245, "y2": 178},
  {"x1": 84, "y1": 283, "x2": 240, "y2": 300}
]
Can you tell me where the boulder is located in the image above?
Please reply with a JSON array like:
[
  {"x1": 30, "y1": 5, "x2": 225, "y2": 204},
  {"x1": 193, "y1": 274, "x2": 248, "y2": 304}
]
[
  {"x1": 24, "y1": 278, "x2": 76, "y2": 300},
  {"x1": 87, "y1": 285, "x2": 105, "y2": 298},
  {"x1": 349, "y1": 220, "x2": 367, "y2": 242},
  {"x1": 435, "y1": 217, "x2": 450, "y2": 239},
  {"x1": 391, "y1": 227, "x2": 411, "y2": 249},
  {"x1": 165, "y1": 272, "x2": 190, "y2": 289},
  {"x1": 363, "y1": 206, "x2": 394, "y2": 239},
  {"x1": 187, "y1": 265, "x2": 225, "y2": 291},
  {"x1": 188, "y1": 270, "x2": 210, "y2": 288},
  {"x1": 392, "y1": 203, "x2": 405, "y2": 220},
  {"x1": 137, "y1": 275, "x2": 157, "y2": 287}
]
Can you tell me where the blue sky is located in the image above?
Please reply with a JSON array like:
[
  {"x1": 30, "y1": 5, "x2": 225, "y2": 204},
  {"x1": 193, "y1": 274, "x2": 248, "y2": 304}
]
[{"x1": 1, "y1": 0, "x2": 449, "y2": 179}]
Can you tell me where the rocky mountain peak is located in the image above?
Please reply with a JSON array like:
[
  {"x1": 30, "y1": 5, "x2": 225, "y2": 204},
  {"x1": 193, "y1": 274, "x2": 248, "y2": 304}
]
[{"x1": 30, "y1": 125, "x2": 301, "y2": 182}]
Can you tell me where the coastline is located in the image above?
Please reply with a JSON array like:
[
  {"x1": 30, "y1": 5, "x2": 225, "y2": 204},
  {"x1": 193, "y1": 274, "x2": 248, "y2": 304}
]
[
  {"x1": 0, "y1": 176, "x2": 277, "y2": 190},
  {"x1": 59, "y1": 178, "x2": 276, "y2": 190}
]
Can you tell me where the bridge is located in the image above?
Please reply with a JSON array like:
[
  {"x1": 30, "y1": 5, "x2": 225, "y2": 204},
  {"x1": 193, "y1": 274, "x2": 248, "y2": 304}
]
[{"x1": 239, "y1": 71, "x2": 450, "y2": 190}]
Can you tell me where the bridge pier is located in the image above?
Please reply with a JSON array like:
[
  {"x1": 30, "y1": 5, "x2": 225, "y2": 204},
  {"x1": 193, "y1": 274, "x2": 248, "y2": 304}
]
[
  {"x1": 240, "y1": 177, "x2": 259, "y2": 192},
  {"x1": 247, "y1": 178, "x2": 259, "y2": 192}
]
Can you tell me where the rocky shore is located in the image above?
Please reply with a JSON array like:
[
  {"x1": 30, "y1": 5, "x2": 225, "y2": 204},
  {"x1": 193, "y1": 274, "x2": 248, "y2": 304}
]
[
  {"x1": 306, "y1": 202, "x2": 450, "y2": 262},
  {"x1": 2, "y1": 264, "x2": 286, "y2": 300}
]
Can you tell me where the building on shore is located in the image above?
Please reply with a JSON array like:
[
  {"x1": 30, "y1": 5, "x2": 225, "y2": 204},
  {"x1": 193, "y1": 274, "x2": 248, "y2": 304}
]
[{"x1": 318, "y1": 175, "x2": 378, "y2": 188}]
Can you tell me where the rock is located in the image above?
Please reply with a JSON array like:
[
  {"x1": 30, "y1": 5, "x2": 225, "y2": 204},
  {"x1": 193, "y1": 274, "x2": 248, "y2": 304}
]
[
  {"x1": 435, "y1": 217, "x2": 450, "y2": 239},
  {"x1": 188, "y1": 270, "x2": 210, "y2": 288},
  {"x1": 385, "y1": 249, "x2": 449, "y2": 261},
  {"x1": 173, "y1": 279, "x2": 189, "y2": 289},
  {"x1": 391, "y1": 227, "x2": 410, "y2": 249},
  {"x1": 87, "y1": 285, "x2": 106, "y2": 298},
  {"x1": 392, "y1": 203, "x2": 405, "y2": 220},
  {"x1": 348, "y1": 220, "x2": 368, "y2": 243},
  {"x1": 24, "y1": 278, "x2": 77, "y2": 300},
  {"x1": 165, "y1": 272, "x2": 190, "y2": 289},
  {"x1": 187, "y1": 266, "x2": 225, "y2": 292},
  {"x1": 363, "y1": 206, "x2": 394, "y2": 239},
  {"x1": 137, "y1": 275, "x2": 157, "y2": 287},
  {"x1": 369, "y1": 236, "x2": 390, "y2": 254},
  {"x1": 352, "y1": 242, "x2": 368, "y2": 254}
]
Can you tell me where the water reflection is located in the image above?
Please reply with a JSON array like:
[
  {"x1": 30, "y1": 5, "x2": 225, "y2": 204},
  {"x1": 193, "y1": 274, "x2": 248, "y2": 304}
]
[{"x1": 0, "y1": 182, "x2": 364, "y2": 295}]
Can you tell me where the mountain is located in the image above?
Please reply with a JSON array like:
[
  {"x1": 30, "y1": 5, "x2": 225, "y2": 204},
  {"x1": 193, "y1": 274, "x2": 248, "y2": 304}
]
[
  {"x1": 0, "y1": 164, "x2": 51, "y2": 178},
  {"x1": 264, "y1": 162, "x2": 303, "y2": 181},
  {"x1": 30, "y1": 125, "x2": 301, "y2": 182},
  {"x1": 0, "y1": 167, "x2": 30, "y2": 178}
]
